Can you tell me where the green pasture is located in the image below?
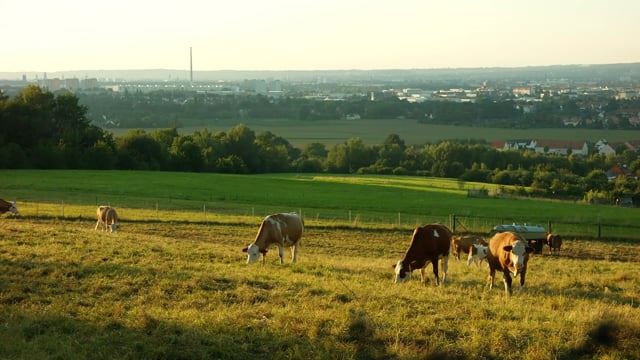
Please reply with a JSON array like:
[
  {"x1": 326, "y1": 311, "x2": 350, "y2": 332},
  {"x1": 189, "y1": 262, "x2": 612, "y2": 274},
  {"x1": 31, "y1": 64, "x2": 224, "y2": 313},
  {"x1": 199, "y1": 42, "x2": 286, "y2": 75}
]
[
  {"x1": 108, "y1": 119, "x2": 640, "y2": 146},
  {"x1": 0, "y1": 217, "x2": 638, "y2": 359},
  {"x1": 1, "y1": 170, "x2": 639, "y2": 239}
]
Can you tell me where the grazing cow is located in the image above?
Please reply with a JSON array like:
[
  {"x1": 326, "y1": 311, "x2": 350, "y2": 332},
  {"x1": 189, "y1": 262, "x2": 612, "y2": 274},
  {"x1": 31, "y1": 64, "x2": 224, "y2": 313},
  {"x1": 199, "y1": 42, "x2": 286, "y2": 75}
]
[
  {"x1": 0, "y1": 199, "x2": 19, "y2": 215},
  {"x1": 95, "y1": 206, "x2": 119, "y2": 233},
  {"x1": 242, "y1": 213, "x2": 304, "y2": 265},
  {"x1": 486, "y1": 231, "x2": 534, "y2": 296},
  {"x1": 546, "y1": 233, "x2": 562, "y2": 255},
  {"x1": 467, "y1": 244, "x2": 489, "y2": 267},
  {"x1": 451, "y1": 235, "x2": 488, "y2": 261},
  {"x1": 393, "y1": 224, "x2": 452, "y2": 285}
]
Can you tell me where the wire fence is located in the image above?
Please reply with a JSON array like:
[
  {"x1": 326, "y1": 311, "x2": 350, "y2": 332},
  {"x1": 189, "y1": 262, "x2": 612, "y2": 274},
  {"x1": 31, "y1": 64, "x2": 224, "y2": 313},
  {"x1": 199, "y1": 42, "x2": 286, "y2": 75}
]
[{"x1": 6, "y1": 197, "x2": 640, "y2": 241}]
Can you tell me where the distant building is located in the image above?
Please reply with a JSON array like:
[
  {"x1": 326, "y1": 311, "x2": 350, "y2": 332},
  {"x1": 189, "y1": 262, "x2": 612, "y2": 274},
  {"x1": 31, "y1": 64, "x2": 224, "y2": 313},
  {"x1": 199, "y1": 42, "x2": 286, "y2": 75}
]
[
  {"x1": 81, "y1": 78, "x2": 99, "y2": 89},
  {"x1": 530, "y1": 140, "x2": 588, "y2": 156},
  {"x1": 64, "y1": 78, "x2": 80, "y2": 92},
  {"x1": 594, "y1": 139, "x2": 616, "y2": 156},
  {"x1": 606, "y1": 165, "x2": 636, "y2": 181},
  {"x1": 499, "y1": 139, "x2": 588, "y2": 156},
  {"x1": 512, "y1": 86, "x2": 533, "y2": 96}
]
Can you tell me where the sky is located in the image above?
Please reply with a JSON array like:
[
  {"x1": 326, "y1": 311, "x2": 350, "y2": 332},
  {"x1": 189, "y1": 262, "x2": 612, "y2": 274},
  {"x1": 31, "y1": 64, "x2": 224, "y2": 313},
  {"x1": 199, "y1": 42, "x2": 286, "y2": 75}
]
[{"x1": 1, "y1": 0, "x2": 639, "y2": 72}]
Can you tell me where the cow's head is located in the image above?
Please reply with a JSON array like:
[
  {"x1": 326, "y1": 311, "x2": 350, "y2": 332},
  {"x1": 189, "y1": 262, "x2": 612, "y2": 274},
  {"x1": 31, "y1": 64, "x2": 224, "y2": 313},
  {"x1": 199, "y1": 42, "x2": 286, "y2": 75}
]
[
  {"x1": 503, "y1": 241, "x2": 534, "y2": 276},
  {"x1": 242, "y1": 244, "x2": 266, "y2": 264},
  {"x1": 9, "y1": 201, "x2": 18, "y2": 215},
  {"x1": 392, "y1": 260, "x2": 411, "y2": 283},
  {"x1": 467, "y1": 244, "x2": 488, "y2": 266},
  {"x1": 109, "y1": 222, "x2": 119, "y2": 233}
]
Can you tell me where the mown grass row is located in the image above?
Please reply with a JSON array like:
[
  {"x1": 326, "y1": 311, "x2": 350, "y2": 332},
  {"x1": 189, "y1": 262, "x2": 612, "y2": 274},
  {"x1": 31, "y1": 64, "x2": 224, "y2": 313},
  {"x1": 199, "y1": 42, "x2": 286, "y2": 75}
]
[{"x1": 1, "y1": 217, "x2": 639, "y2": 359}]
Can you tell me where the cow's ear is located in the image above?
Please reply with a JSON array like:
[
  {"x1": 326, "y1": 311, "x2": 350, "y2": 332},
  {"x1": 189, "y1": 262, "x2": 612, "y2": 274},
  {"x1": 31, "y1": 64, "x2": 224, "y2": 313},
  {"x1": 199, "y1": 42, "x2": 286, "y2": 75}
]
[
  {"x1": 503, "y1": 245, "x2": 513, "y2": 252},
  {"x1": 525, "y1": 246, "x2": 535, "y2": 253},
  {"x1": 242, "y1": 247, "x2": 248, "y2": 253}
]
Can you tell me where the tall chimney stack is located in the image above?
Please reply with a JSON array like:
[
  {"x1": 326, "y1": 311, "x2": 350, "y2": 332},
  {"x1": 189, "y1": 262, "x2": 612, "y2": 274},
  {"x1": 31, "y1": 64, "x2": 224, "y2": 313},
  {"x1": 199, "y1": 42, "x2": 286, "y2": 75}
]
[{"x1": 190, "y1": 47, "x2": 193, "y2": 83}]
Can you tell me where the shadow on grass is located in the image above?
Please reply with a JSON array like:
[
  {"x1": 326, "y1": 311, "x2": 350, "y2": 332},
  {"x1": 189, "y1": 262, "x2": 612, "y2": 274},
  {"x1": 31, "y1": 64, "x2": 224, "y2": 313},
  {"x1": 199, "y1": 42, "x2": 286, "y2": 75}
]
[
  {"x1": 0, "y1": 308, "x2": 357, "y2": 360},
  {"x1": 557, "y1": 319, "x2": 640, "y2": 360}
]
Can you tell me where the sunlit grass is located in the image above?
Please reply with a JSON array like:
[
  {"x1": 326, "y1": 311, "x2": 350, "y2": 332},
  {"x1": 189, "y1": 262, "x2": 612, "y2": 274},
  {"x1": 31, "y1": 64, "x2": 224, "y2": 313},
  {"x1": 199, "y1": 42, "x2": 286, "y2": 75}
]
[{"x1": 0, "y1": 217, "x2": 638, "y2": 359}]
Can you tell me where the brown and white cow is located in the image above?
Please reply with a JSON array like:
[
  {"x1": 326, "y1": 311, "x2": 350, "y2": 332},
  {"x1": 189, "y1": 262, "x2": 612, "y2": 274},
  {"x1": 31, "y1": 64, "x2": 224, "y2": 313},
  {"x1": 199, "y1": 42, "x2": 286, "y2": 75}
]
[
  {"x1": 486, "y1": 231, "x2": 534, "y2": 296},
  {"x1": 451, "y1": 235, "x2": 488, "y2": 261},
  {"x1": 95, "y1": 206, "x2": 119, "y2": 233},
  {"x1": 0, "y1": 199, "x2": 19, "y2": 215},
  {"x1": 393, "y1": 224, "x2": 452, "y2": 285},
  {"x1": 242, "y1": 213, "x2": 304, "y2": 265},
  {"x1": 545, "y1": 233, "x2": 562, "y2": 255}
]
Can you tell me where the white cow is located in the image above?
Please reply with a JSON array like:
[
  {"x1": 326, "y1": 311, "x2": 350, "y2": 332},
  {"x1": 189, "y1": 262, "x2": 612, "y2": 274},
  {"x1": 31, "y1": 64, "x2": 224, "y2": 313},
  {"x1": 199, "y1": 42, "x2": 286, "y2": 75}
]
[{"x1": 242, "y1": 213, "x2": 304, "y2": 264}]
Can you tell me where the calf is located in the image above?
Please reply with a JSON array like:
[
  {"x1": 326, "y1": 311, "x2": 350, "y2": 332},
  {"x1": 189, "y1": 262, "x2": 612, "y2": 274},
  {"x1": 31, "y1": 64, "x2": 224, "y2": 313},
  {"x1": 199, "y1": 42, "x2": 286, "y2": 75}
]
[
  {"x1": 242, "y1": 213, "x2": 304, "y2": 264},
  {"x1": 95, "y1": 206, "x2": 119, "y2": 233},
  {"x1": 486, "y1": 231, "x2": 534, "y2": 296},
  {"x1": 467, "y1": 244, "x2": 489, "y2": 266},
  {"x1": 0, "y1": 199, "x2": 18, "y2": 215},
  {"x1": 393, "y1": 224, "x2": 452, "y2": 285},
  {"x1": 451, "y1": 235, "x2": 487, "y2": 261},
  {"x1": 546, "y1": 233, "x2": 562, "y2": 255}
]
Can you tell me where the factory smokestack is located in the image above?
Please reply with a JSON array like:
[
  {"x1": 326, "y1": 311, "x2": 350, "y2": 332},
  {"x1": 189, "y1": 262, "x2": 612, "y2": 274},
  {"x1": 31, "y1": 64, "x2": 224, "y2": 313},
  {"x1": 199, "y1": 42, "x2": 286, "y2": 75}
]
[{"x1": 190, "y1": 47, "x2": 193, "y2": 83}]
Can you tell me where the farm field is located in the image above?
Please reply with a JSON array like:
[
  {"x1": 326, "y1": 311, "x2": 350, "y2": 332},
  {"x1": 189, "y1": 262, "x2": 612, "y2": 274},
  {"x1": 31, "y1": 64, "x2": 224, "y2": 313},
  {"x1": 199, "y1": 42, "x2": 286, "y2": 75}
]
[
  {"x1": 2, "y1": 170, "x2": 639, "y2": 239},
  {"x1": 0, "y1": 216, "x2": 638, "y2": 359},
  {"x1": 107, "y1": 118, "x2": 640, "y2": 146}
]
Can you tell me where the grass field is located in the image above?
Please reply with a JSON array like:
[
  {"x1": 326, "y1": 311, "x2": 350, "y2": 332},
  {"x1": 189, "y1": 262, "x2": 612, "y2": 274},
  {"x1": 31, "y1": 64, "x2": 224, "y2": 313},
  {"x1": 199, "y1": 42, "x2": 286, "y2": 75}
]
[
  {"x1": 1, "y1": 216, "x2": 638, "y2": 359},
  {"x1": 107, "y1": 118, "x2": 640, "y2": 146},
  {"x1": 2, "y1": 170, "x2": 639, "y2": 239}
]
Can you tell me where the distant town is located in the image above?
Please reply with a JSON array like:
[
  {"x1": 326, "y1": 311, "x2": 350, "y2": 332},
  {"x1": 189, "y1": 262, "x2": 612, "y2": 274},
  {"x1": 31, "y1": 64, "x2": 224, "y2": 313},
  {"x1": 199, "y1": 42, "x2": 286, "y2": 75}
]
[{"x1": 1, "y1": 63, "x2": 640, "y2": 134}]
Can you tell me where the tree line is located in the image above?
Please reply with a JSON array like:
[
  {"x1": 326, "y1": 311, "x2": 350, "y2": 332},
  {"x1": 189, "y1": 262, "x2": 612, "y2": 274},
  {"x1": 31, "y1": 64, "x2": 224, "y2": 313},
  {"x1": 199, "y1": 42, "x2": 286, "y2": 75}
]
[
  {"x1": 2, "y1": 86, "x2": 639, "y2": 203},
  {"x1": 77, "y1": 89, "x2": 640, "y2": 129}
]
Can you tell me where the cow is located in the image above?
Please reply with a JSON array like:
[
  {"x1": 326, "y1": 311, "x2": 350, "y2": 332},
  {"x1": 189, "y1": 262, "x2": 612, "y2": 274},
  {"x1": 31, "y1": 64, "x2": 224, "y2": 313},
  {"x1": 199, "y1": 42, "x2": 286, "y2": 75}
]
[
  {"x1": 242, "y1": 213, "x2": 304, "y2": 265},
  {"x1": 392, "y1": 224, "x2": 452, "y2": 285},
  {"x1": 467, "y1": 244, "x2": 489, "y2": 267},
  {"x1": 95, "y1": 206, "x2": 119, "y2": 233},
  {"x1": 486, "y1": 231, "x2": 534, "y2": 296},
  {"x1": 545, "y1": 233, "x2": 562, "y2": 255},
  {"x1": 451, "y1": 234, "x2": 488, "y2": 261},
  {"x1": 0, "y1": 199, "x2": 19, "y2": 215}
]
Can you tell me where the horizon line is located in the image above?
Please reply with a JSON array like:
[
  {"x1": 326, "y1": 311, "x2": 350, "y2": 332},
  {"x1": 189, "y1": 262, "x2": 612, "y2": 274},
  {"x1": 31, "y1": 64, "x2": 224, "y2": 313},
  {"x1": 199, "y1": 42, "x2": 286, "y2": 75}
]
[{"x1": 4, "y1": 61, "x2": 640, "y2": 74}]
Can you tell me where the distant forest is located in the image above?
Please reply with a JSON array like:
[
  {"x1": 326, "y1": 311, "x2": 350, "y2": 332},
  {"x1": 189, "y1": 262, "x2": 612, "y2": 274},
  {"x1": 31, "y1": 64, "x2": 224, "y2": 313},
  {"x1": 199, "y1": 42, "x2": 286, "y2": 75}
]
[
  {"x1": 77, "y1": 90, "x2": 640, "y2": 130},
  {"x1": 2, "y1": 86, "x2": 640, "y2": 203}
]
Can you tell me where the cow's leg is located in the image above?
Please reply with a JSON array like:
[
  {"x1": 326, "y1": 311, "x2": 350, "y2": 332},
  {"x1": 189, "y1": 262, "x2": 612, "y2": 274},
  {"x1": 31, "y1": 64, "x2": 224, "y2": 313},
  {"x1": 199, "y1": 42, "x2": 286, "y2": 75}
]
[
  {"x1": 290, "y1": 244, "x2": 298, "y2": 263},
  {"x1": 503, "y1": 271, "x2": 513, "y2": 296},
  {"x1": 520, "y1": 269, "x2": 527, "y2": 289},
  {"x1": 95, "y1": 220, "x2": 101, "y2": 231},
  {"x1": 278, "y1": 245, "x2": 285, "y2": 264},
  {"x1": 441, "y1": 255, "x2": 448, "y2": 285},
  {"x1": 431, "y1": 258, "x2": 440, "y2": 286},
  {"x1": 420, "y1": 266, "x2": 426, "y2": 283},
  {"x1": 467, "y1": 251, "x2": 473, "y2": 266},
  {"x1": 488, "y1": 267, "x2": 496, "y2": 290}
]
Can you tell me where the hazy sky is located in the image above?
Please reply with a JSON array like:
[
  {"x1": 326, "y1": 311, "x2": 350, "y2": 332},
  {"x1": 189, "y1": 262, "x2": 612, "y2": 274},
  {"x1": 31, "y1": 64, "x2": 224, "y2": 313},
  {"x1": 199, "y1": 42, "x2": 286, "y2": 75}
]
[{"x1": 2, "y1": 0, "x2": 639, "y2": 72}]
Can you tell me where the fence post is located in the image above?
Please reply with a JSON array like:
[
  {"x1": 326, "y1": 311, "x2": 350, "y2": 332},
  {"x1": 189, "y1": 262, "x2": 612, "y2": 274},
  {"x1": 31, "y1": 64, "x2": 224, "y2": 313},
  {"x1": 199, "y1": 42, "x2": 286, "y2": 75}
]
[
  {"x1": 597, "y1": 222, "x2": 601, "y2": 239},
  {"x1": 203, "y1": 204, "x2": 207, "y2": 222},
  {"x1": 398, "y1": 212, "x2": 401, "y2": 227},
  {"x1": 548, "y1": 220, "x2": 552, "y2": 233},
  {"x1": 156, "y1": 202, "x2": 159, "y2": 219}
]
